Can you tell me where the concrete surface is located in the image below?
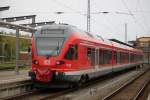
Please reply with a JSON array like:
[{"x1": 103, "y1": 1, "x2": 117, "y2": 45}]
[
  {"x1": 148, "y1": 93, "x2": 150, "y2": 100},
  {"x1": 0, "y1": 69, "x2": 30, "y2": 84}
]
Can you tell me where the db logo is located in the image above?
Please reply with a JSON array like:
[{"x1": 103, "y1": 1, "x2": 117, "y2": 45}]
[
  {"x1": 44, "y1": 60, "x2": 50, "y2": 65},
  {"x1": 66, "y1": 64, "x2": 71, "y2": 68}
]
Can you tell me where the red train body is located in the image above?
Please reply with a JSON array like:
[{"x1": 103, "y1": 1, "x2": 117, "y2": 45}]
[{"x1": 29, "y1": 24, "x2": 143, "y2": 87}]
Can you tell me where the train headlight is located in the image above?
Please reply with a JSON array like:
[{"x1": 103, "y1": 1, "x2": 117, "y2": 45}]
[
  {"x1": 56, "y1": 60, "x2": 65, "y2": 65},
  {"x1": 33, "y1": 60, "x2": 39, "y2": 65}
]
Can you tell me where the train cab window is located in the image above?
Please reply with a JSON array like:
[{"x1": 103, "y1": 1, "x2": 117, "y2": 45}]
[
  {"x1": 74, "y1": 44, "x2": 78, "y2": 59},
  {"x1": 65, "y1": 44, "x2": 78, "y2": 60}
]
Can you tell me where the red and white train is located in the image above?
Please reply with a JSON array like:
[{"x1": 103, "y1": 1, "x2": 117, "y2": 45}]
[{"x1": 29, "y1": 24, "x2": 143, "y2": 87}]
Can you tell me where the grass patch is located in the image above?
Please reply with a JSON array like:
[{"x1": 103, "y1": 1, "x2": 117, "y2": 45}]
[{"x1": 0, "y1": 63, "x2": 30, "y2": 70}]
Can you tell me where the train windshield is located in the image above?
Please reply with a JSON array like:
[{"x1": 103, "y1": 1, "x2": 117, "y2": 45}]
[{"x1": 36, "y1": 37, "x2": 65, "y2": 56}]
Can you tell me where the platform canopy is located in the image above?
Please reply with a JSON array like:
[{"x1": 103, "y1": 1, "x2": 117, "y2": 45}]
[
  {"x1": 0, "y1": 21, "x2": 37, "y2": 75},
  {"x1": 1, "y1": 15, "x2": 36, "y2": 22},
  {"x1": 0, "y1": 21, "x2": 36, "y2": 33},
  {"x1": 0, "y1": 6, "x2": 10, "y2": 11},
  {"x1": 20, "y1": 21, "x2": 55, "y2": 27}
]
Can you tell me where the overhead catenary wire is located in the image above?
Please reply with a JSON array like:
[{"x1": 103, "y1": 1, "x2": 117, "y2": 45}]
[
  {"x1": 51, "y1": 0, "x2": 84, "y2": 15},
  {"x1": 91, "y1": 0, "x2": 122, "y2": 36},
  {"x1": 136, "y1": 0, "x2": 150, "y2": 31},
  {"x1": 51, "y1": 0, "x2": 116, "y2": 33},
  {"x1": 121, "y1": 0, "x2": 146, "y2": 32},
  {"x1": 136, "y1": 0, "x2": 140, "y2": 12},
  {"x1": 3, "y1": 10, "x2": 150, "y2": 15}
]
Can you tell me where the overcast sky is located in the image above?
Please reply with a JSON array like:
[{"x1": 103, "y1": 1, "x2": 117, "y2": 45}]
[{"x1": 0, "y1": 0, "x2": 150, "y2": 41}]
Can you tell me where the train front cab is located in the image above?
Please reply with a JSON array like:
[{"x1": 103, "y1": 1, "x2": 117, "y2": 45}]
[{"x1": 29, "y1": 25, "x2": 86, "y2": 84}]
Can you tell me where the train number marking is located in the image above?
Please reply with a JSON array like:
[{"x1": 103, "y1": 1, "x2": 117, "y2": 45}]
[
  {"x1": 66, "y1": 64, "x2": 72, "y2": 68},
  {"x1": 44, "y1": 60, "x2": 50, "y2": 65}
]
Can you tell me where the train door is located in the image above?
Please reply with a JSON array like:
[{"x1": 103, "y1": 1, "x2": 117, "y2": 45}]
[
  {"x1": 95, "y1": 49, "x2": 99, "y2": 66},
  {"x1": 129, "y1": 53, "x2": 131, "y2": 63},
  {"x1": 113, "y1": 51, "x2": 117, "y2": 65},
  {"x1": 91, "y1": 48, "x2": 95, "y2": 66},
  {"x1": 117, "y1": 52, "x2": 121, "y2": 64},
  {"x1": 99, "y1": 49, "x2": 104, "y2": 66}
]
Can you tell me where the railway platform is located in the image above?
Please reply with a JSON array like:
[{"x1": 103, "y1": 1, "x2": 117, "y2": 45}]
[
  {"x1": 148, "y1": 94, "x2": 150, "y2": 100},
  {"x1": 0, "y1": 69, "x2": 30, "y2": 83},
  {"x1": 0, "y1": 69, "x2": 32, "y2": 99}
]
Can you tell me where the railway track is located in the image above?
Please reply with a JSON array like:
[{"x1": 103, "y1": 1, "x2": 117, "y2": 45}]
[
  {"x1": 2, "y1": 67, "x2": 149, "y2": 100},
  {"x1": 0, "y1": 78, "x2": 32, "y2": 99},
  {"x1": 102, "y1": 68, "x2": 150, "y2": 100},
  {"x1": 3, "y1": 84, "x2": 79, "y2": 100},
  {"x1": 134, "y1": 79, "x2": 150, "y2": 100}
]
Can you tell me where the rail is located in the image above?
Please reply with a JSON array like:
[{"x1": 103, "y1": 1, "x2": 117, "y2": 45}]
[
  {"x1": 102, "y1": 69, "x2": 150, "y2": 100},
  {"x1": 133, "y1": 79, "x2": 150, "y2": 100}
]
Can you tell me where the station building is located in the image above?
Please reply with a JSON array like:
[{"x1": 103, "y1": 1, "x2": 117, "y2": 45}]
[{"x1": 135, "y1": 37, "x2": 150, "y2": 64}]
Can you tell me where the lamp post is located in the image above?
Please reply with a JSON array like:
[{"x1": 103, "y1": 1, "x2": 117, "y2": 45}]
[
  {"x1": 2, "y1": 43, "x2": 5, "y2": 63},
  {"x1": 87, "y1": 0, "x2": 91, "y2": 33},
  {"x1": 148, "y1": 41, "x2": 150, "y2": 64},
  {"x1": 15, "y1": 28, "x2": 20, "y2": 75},
  {"x1": 125, "y1": 23, "x2": 127, "y2": 43}
]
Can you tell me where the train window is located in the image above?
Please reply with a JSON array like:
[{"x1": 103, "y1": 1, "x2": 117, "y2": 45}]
[
  {"x1": 87, "y1": 48, "x2": 92, "y2": 60},
  {"x1": 91, "y1": 48, "x2": 95, "y2": 65},
  {"x1": 103, "y1": 50, "x2": 112, "y2": 64},
  {"x1": 130, "y1": 54, "x2": 134, "y2": 62},
  {"x1": 120, "y1": 52, "x2": 125, "y2": 63},
  {"x1": 127, "y1": 53, "x2": 129, "y2": 63},
  {"x1": 99, "y1": 49, "x2": 104, "y2": 64},
  {"x1": 124, "y1": 53, "x2": 129, "y2": 63},
  {"x1": 117, "y1": 52, "x2": 121, "y2": 64},
  {"x1": 129, "y1": 53, "x2": 130, "y2": 62},
  {"x1": 130, "y1": 54, "x2": 132, "y2": 62},
  {"x1": 64, "y1": 44, "x2": 78, "y2": 60},
  {"x1": 114, "y1": 51, "x2": 117, "y2": 64},
  {"x1": 120, "y1": 53, "x2": 129, "y2": 63},
  {"x1": 87, "y1": 48, "x2": 95, "y2": 65},
  {"x1": 96, "y1": 49, "x2": 99, "y2": 65}
]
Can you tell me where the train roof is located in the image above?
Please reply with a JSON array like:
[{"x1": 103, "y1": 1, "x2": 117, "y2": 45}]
[
  {"x1": 109, "y1": 39, "x2": 134, "y2": 48},
  {"x1": 37, "y1": 24, "x2": 143, "y2": 54},
  {"x1": 36, "y1": 24, "x2": 76, "y2": 32}
]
